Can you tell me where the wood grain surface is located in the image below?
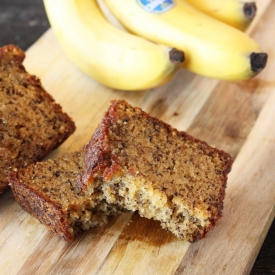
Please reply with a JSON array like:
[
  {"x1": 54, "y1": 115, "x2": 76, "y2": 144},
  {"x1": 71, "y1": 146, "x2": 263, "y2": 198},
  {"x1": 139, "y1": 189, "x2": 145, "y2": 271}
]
[{"x1": 1, "y1": 0, "x2": 275, "y2": 274}]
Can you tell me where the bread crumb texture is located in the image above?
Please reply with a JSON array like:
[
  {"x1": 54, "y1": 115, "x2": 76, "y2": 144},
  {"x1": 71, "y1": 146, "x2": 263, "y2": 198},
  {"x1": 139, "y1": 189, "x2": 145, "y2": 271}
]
[
  {"x1": 9, "y1": 149, "x2": 120, "y2": 241},
  {"x1": 82, "y1": 100, "x2": 233, "y2": 242},
  {"x1": 0, "y1": 45, "x2": 75, "y2": 194}
]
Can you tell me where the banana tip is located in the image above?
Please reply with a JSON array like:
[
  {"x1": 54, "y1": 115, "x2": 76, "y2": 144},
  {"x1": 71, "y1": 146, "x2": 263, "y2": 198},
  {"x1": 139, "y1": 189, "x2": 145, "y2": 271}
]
[
  {"x1": 169, "y1": 48, "x2": 185, "y2": 65},
  {"x1": 244, "y1": 2, "x2": 257, "y2": 20},
  {"x1": 250, "y1": 52, "x2": 268, "y2": 73}
]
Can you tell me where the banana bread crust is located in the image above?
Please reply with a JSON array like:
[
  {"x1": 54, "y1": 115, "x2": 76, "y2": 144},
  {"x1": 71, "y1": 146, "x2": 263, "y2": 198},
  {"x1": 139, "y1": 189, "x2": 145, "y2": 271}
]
[
  {"x1": 0, "y1": 45, "x2": 76, "y2": 194},
  {"x1": 9, "y1": 150, "x2": 121, "y2": 241},
  {"x1": 9, "y1": 174, "x2": 74, "y2": 241}
]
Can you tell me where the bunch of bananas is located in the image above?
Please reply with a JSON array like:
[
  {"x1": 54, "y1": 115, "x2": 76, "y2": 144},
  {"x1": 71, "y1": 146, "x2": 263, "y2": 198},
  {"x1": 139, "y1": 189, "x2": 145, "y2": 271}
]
[{"x1": 43, "y1": 0, "x2": 268, "y2": 91}]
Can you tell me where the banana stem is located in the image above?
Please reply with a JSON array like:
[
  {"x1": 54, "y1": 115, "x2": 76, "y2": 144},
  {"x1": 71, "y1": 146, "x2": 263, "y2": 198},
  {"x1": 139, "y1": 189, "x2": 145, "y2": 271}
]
[
  {"x1": 244, "y1": 2, "x2": 257, "y2": 20},
  {"x1": 169, "y1": 48, "x2": 185, "y2": 65},
  {"x1": 250, "y1": 53, "x2": 268, "y2": 73}
]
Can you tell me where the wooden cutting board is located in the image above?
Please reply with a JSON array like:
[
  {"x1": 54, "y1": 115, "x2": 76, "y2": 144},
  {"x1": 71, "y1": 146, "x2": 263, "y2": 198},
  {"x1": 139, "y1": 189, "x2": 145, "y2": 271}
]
[{"x1": 1, "y1": 0, "x2": 275, "y2": 274}]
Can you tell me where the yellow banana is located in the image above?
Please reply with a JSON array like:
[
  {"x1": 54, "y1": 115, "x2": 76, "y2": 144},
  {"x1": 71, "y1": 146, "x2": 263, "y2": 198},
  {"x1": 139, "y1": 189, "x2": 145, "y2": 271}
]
[
  {"x1": 103, "y1": 0, "x2": 267, "y2": 81},
  {"x1": 43, "y1": 0, "x2": 184, "y2": 91},
  {"x1": 97, "y1": 0, "x2": 127, "y2": 31},
  {"x1": 184, "y1": 0, "x2": 257, "y2": 31}
]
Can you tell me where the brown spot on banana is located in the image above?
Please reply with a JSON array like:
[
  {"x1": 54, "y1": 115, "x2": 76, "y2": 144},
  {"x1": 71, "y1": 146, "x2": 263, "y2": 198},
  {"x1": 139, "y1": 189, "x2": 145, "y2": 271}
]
[
  {"x1": 243, "y1": 2, "x2": 257, "y2": 20},
  {"x1": 169, "y1": 48, "x2": 185, "y2": 65},
  {"x1": 250, "y1": 52, "x2": 268, "y2": 73}
]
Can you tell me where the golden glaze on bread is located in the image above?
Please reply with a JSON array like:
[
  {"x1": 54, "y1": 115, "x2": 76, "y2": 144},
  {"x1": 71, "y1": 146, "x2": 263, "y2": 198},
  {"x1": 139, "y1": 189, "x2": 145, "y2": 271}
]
[
  {"x1": 0, "y1": 45, "x2": 75, "y2": 194},
  {"x1": 81, "y1": 100, "x2": 233, "y2": 242}
]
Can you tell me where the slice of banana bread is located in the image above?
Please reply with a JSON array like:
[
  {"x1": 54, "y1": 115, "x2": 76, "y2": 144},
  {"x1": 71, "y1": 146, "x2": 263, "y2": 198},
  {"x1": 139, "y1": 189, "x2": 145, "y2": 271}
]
[
  {"x1": 9, "y1": 149, "x2": 120, "y2": 241},
  {"x1": 81, "y1": 100, "x2": 233, "y2": 242},
  {"x1": 0, "y1": 45, "x2": 76, "y2": 194}
]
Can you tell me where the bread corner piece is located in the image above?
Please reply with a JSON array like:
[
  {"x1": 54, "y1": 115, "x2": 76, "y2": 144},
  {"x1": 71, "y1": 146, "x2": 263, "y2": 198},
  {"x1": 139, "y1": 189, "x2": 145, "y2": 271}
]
[
  {"x1": 9, "y1": 149, "x2": 120, "y2": 241},
  {"x1": 81, "y1": 100, "x2": 233, "y2": 242},
  {"x1": 0, "y1": 45, "x2": 76, "y2": 194}
]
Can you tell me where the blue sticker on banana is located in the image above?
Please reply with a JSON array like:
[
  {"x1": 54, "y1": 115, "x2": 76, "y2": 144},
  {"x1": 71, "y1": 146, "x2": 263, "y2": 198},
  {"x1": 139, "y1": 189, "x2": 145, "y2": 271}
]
[{"x1": 136, "y1": 0, "x2": 175, "y2": 14}]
